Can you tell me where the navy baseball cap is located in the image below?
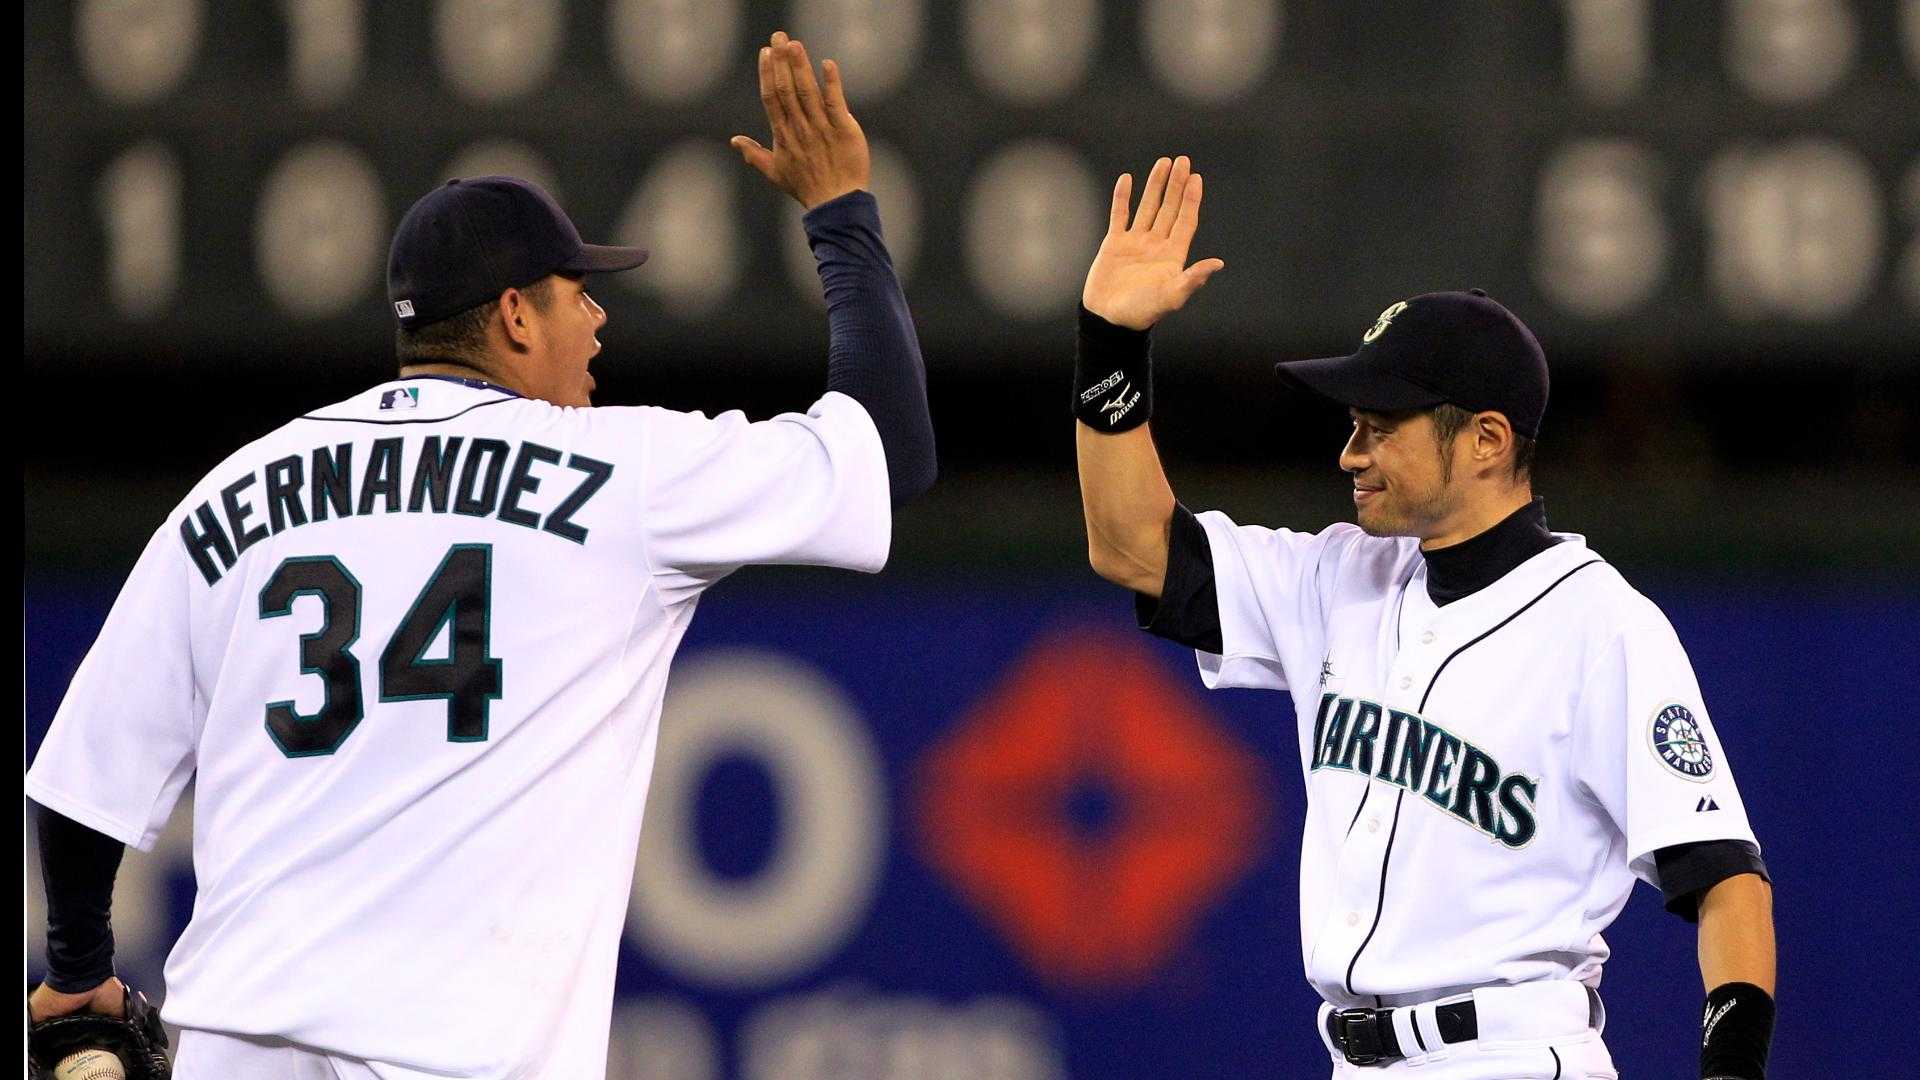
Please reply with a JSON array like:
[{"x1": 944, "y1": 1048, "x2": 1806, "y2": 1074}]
[
  {"x1": 387, "y1": 176, "x2": 649, "y2": 328},
  {"x1": 1275, "y1": 290, "x2": 1549, "y2": 438}
]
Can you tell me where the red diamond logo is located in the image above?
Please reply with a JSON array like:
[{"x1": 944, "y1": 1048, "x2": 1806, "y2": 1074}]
[{"x1": 915, "y1": 628, "x2": 1272, "y2": 988}]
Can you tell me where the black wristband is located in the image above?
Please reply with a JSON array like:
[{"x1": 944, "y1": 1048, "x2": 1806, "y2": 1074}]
[
  {"x1": 1073, "y1": 305, "x2": 1152, "y2": 433},
  {"x1": 1700, "y1": 981, "x2": 1775, "y2": 1080}
]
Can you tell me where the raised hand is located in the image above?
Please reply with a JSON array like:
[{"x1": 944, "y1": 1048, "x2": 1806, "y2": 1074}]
[
  {"x1": 730, "y1": 31, "x2": 871, "y2": 210},
  {"x1": 1081, "y1": 155, "x2": 1225, "y2": 331}
]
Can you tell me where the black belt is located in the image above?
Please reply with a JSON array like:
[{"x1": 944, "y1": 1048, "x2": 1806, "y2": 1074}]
[{"x1": 1326, "y1": 1000, "x2": 1479, "y2": 1066}]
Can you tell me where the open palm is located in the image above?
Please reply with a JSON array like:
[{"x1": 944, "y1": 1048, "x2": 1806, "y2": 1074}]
[{"x1": 1081, "y1": 155, "x2": 1225, "y2": 331}]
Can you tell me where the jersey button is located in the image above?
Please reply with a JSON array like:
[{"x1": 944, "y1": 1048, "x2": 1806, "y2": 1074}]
[
  {"x1": 1420, "y1": 630, "x2": 1435, "y2": 645},
  {"x1": 1367, "y1": 817, "x2": 1380, "y2": 833},
  {"x1": 1399, "y1": 676, "x2": 1412, "y2": 689},
  {"x1": 1346, "y1": 912, "x2": 1361, "y2": 927}
]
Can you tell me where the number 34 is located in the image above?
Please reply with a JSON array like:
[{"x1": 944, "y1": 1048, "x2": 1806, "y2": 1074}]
[{"x1": 257, "y1": 544, "x2": 503, "y2": 757}]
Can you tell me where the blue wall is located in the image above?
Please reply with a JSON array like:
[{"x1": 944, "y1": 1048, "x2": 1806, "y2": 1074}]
[{"x1": 25, "y1": 570, "x2": 1920, "y2": 1077}]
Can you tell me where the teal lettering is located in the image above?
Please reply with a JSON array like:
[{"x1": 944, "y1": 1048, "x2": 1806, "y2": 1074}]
[
  {"x1": 310, "y1": 443, "x2": 354, "y2": 522},
  {"x1": 407, "y1": 436, "x2": 464, "y2": 514},
  {"x1": 264, "y1": 454, "x2": 308, "y2": 533},
  {"x1": 1318, "y1": 698, "x2": 1354, "y2": 771},
  {"x1": 498, "y1": 442, "x2": 562, "y2": 529},
  {"x1": 180, "y1": 502, "x2": 236, "y2": 586},
  {"x1": 1394, "y1": 716, "x2": 1440, "y2": 791},
  {"x1": 359, "y1": 438, "x2": 404, "y2": 515},
  {"x1": 542, "y1": 454, "x2": 614, "y2": 544},
  {"x1": 222, "y1": 473, "x2": 269, "y2": 555},
  {"x1": 1422, "y1": 732, "x2": 1463, "y2": 810},
  {"x1": 1375, "y1": 709, "x2": 1413, "y2": 781},
  {"x1": 1494, "y1": 775, "x2": 1539, "y2": 847},
  {"x1": 1449, "y1": 746, "x2": 1501, "y2": 832},
  {"x1": 453, "y1": 439, "x2": 510, "y2": 517},
  {"x1": 1340, "y1": 701, "x2": 1383, "y2": 774}
]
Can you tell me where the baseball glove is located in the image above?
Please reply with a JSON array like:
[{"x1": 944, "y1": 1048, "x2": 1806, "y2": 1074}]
[{"x1": 27, "y1": 983, "x2": 172, "y2": 1080}]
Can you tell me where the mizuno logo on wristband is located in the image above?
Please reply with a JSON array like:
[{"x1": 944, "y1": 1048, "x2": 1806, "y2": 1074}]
[{"x1": 1101, "y1": 385, "x2": 1140, "y2": 425}]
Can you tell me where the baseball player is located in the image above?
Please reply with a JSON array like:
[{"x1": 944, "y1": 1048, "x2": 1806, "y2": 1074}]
[
  {"x1": 1072, "y1": 156, "x2": 1776, "y2": 1079},
  {"x1": 26, "y1": 31, "x2": 933, "y2": 1079}
]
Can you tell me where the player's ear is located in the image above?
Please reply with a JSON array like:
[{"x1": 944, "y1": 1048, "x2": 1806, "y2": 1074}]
[
  {"x1": 497, "y1": 286, "x2": 538, "y2": 349},
  {"x1": 1474, "y1": 411, "x2": 1514, "y2": 468}
]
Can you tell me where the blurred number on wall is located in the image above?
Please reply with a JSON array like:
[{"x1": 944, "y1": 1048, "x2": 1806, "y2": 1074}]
[
  {"x1": 255, "y1": 141, "x2": 386, "y2": 319},
  {"x1": 435, "y1": 0, "x2": 562, "y2": 102},
  {"x1": 964, "y1": 141, "x2": 1103, "y2": 320},
  {"x1": 38, "y1": 0, "x2": 1920, "y2": 354},
  {"x1": 793, "y1": 0, "x2": 925, "y2": 100},
  {"x1": 77, "y1": 0, "x2": 201, "y2": 104},
  {"x1": 1534, "y1": 141, "x2": 1668, "y2": 317},
  {"x1": 611, "y1": 0, "x2": 741, "y2": 103},
  {"x1": 1726, "y1": 0, "x2": 1857, "y2": 103},
  {"x1": 98, "y1": 142, "x2": 183, "y2": 320},
  {"x1": 1142, "y1": 0, "x2": 1281, "y2": 104},
  {"x1": 965, "y1": 0, "x2": 1099, "y2": 105},
  {"x1": 1560, "y1": 0, "x2": 1652, "y2": 104},
  {"x1": 282, "y1": 0, "x2": 363, "y2": 107},
  {"x1": 616, "y1": 140, "x2": 741, "y2": 316},
  {"x1": 1704, "y1": 140, "x2": 1883, "y2": 320}
]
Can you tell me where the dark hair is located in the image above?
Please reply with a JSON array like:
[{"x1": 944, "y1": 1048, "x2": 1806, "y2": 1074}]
[
  {"x1": 1431, "y1": 403, "x2": 1535, "y2": 481},
  {"x1": 395, "y1": 276, "x2": 555, "y2": 369}
]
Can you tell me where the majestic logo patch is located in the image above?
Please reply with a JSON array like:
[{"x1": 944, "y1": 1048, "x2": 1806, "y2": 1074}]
[
  {"x1": 380, "y1": 387, "x2": 420, "y2": 411},
  {"x1": 393, "y1": 299, "x2": 415, "y2": 318},
  {"x1": 1361, "y1": 300, "x2": 1409, "y2": 344},
  {"x1": 1651, "y1": 703, "x2": 1713, "y2": 781}
]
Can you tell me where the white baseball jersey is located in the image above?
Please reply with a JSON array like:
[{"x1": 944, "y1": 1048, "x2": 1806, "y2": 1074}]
[
  {"x1": 1189, "y1": 514, "x2": 1758, "y2": 1008},
  {"x1": 26, "y1": 377, "x2": 891, "y2": 1077}
]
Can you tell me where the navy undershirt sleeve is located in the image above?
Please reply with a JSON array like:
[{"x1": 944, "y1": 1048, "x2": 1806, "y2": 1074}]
[
  {"x1": 37, "y1": 805, "x2": 126, "y2": 992},
  {"x1": 803, "y1": 190, "x2": 937, "y2": 508},
  {"x1": 1135, "y1": 503, "x2": 1225, "y2": 654},
  {"x1": 1654, "y1": 839, "x2": 1770, "y2": 922}
]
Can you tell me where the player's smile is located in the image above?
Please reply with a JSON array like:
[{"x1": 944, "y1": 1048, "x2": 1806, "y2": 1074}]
[{"x1": 1074, "y1": 138, "x2": 1774, "y2": 1080}]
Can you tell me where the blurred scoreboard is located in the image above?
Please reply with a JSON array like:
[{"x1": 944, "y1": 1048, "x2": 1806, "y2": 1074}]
[{"x1": 24, "y1": 0, "x2": 1920, "y2": 372}]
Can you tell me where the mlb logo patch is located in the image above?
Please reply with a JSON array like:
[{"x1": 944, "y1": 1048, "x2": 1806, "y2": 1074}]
[
  {"x1": 394, "y1": 299, "x2": 415, "y2": 318},
  {"x1": 380, "y1": 388, "x2": 420, "y2": 411}
]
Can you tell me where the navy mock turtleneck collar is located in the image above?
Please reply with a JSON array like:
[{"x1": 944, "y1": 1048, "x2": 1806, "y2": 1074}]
[
  {"x1": 404, "y1": 373, "x2": 523, "y2": 398},
  {"x1": 1422, "y1": 497, "x2": 1559, "y2": 606}
]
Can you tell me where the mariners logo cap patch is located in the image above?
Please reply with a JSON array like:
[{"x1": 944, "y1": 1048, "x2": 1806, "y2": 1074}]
[
  {"x1": 1650, "y1": 703, "x2": 1714, "y2": 780},
  {"x1": 1361, "y1": 300, "x2": 1409, "y2": 343}
]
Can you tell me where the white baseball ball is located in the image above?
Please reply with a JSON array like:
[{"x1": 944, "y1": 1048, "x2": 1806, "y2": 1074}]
[{"x1": 54, "y1": 1049, "x2": 127, "y2": 1080}]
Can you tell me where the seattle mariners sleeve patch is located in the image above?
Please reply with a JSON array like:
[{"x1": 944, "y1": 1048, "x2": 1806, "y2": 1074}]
[{"x1": 1649, "y1": 703, "x2": 1714, "y2": 781}]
